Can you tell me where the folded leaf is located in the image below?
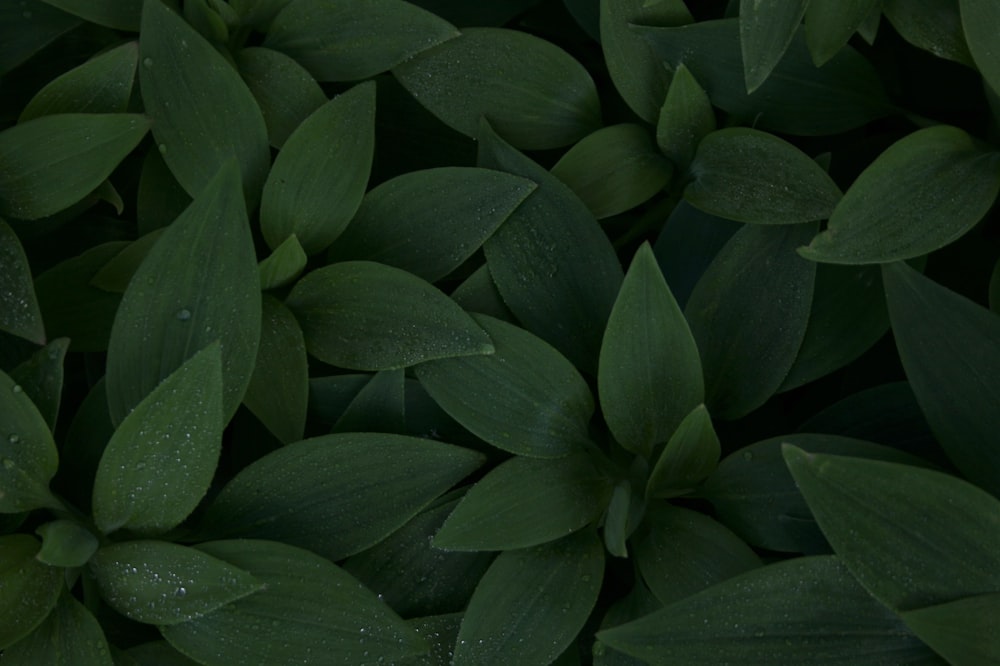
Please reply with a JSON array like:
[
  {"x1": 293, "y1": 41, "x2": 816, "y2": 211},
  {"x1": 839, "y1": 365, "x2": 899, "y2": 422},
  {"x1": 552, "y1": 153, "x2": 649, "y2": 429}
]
[
  {"x1": 0, "y1": 368, "x2": 60, "y2": 513},
  {"x1": 0, "y1": 219, "x2": 45, "y2": 344},
  {"x1": 646, "y1": 404, "x2": 719, "y2": 498},
  {"x1": 34, "y1": 519, "x2": 98, "y2": 568},
  {"x1": 0, "y1": 535, "x2": 63, "y2": 649},
  {"x1": 257, "y1": 234, "x2": 307, "y2": 290},
  {"x1": 739, "y1": 0, "x2": 809, "y2": 93},
  {"x1": 0, "y1": 590, "x2": 112, "y2": 666}
]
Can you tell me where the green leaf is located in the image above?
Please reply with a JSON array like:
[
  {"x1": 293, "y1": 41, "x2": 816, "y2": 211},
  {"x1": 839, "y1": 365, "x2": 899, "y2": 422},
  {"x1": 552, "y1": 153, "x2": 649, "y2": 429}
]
[
  {"x1": 450, "y1": 265, "x2": 516, "y2": 322},
  {"x1": 960, "y1": 0, "x2": 1000, "y2": 94},
  {"x1": 800, "y1": 126, "x2": 1000, "y2": 264},
  {"x1": 198, "y1": 433, "x2": 484, "y2": 560},
  {"x1": 140, "y1": 0, "x2": 269, "y2": 208},
  {"x1": 0, "y1": 368, "x2": 60, "y2": 513},
  {"x1": 656, "y1": 63, "x2": 716, "y2": 169},
  {"x1": 684, "y1": 223, "x2": 817, "y2": 419},
  {"x1": 0, "y1": 113, "x2": 149, "y2": 220},
  {"x1": 636, "y1": 18, "x2": 892, "y2": 135},
  {"x1": 646, "y1": 405, "x2": 720, "y2": 498},
  {"x1": 415, "y1": 314, "x2": 594, "y2": 458},
  {"x1": 39, "y1": 0, "x2": 141, "y2": 31},
  {"x1": 264, "y1": 0, "x2": 458, "y2": 81},
  {"x1": 599, "y1": 242, "x2": 703, "y2": 457},
  {"x1": 477, "y1": 120, "x2": 623, "y2": 373},
  {"x1": 396, "y1": 613, "x2": 463, "y2": 666},
  {"x1": 332, "y1": 369, "x2": 406, "y2": 434},
  {"x1": 162, "y1": 540, "x2": 427, "y2": 665},
  {"x1": 599, "y1": 0, "x2": 693, "y2": 123},
  {"x1": 901, "y1": 593, "x2": 1000, "y2": 666},
  {"x1": 551, "y1": 124, "x2": 672, "y2": 220},
  {"x1": 739, "y1": 0, "x2": 809, "y2": 93},
  {"x1": 19, "y1": 40, "x2": 138, "y2": 121},
  {"x1": 286, "y1": 261, "x2": 492, "y2": 370},
  {"x1": 1, "y1": 591, "x2": 112, "y2": 665},
  {"x1": 882, "y1": 261, "x2": 1000, "y2": 496},
  {"x1": 235, "y1": 47, "x2": 326, "y2": 150},
  {"x1": 394, "y1": 28, "x2": 601, "y2": 150},
  {"x1": 307, "y1": 374, "x2": 374, "y2": 425},
  {"x1": 105, "y1": 161, "x2": 261, "y2": 425},
  {"x1": 260, "y1": 82, "x2": 375, "y2": 255},
  {"x1": 783, "y1": 447, "x2": 1000, "y2": 611},
  {"x1": 137, "y1": 147, "x2": 191, "y2": 236},
  {"x1": 257, "y1": 234, "x2": 307, "y2": 290},
  {"x1": 0, "y1": 2, "x2": 80, "y2": 76},
  {"x1": 0, "y1": 535, "x2": 63, "y2": 649},
  {"x1": 804, "y1": 0, "x2": 882, "y2": 66},
  {"x1": 89, "y1": 540, "x2": 263, "y2": 626},
  {"x1": 89, "y1": 229, "x2": 166, "y2": 294},
  {"x1": 883, "y1": 0, "x2": 974, "y2": 67},
  {"x1": 633, "y1": 505, "x2": 760, "y2": 606},
  {"x1": 0, "y1": 219, "x2": 45, "y2": 344},
  {"x1": 241, "y1": 297, "x2": 307, "y2": 445},
  {"x1": 93, "y1": 344, "x2": 223, "y2": 535},
  {"x1": 34, "y1": 519, "x2": 99, "y2": 568},
  {"x1": 685, "y1": 128, "x2": 842, "y2": 225},
  {"x1": 56, "y1": 379, "x2": 113, "y2": 511},
  {"x1": 433, "y1": 452, "x2": 611, "y2": 551},
  {"x1": 598, "y1": 555, "x2": 941, "y2": 665},
  {"x1": 328, "y1": 167, "x2": 537, "y2": 282},
  {"x1": 455, "y1": 530, "x2": 604, "y2": 666},
  {"x1": 602, "y1": 480, "x2": 634, "y2": 558}
]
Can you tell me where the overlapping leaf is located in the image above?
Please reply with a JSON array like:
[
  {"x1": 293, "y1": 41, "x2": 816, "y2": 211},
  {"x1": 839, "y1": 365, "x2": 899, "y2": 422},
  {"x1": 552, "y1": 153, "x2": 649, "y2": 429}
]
[
  {"x1": 1, "y1": 590, "x2": 111, "y2": 665},
  {"x1": 0, "y1": 535, "x2": 64, "y2": 649},
  {"x1": 0, "y1": 219, "x2": 45, "y2": 344},
  {"x1": 0, "y1": 368, "x2": 60, "y2": 513},
  {"x1": 739, "y1": 0, "x2": 809, "y2": 93}
]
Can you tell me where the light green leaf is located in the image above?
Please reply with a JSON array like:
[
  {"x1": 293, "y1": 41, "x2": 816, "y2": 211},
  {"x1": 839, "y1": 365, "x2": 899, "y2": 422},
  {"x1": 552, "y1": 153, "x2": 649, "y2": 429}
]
[
  {"x1": 685, "y1": 223, "x2": 817, "y2": 419},
  {"x1": 883, "y1": 0, "x2": 973, "y2": 67},
  {"x1": 599, "y1": 242, "x2": 703, "y2": 457},
  {"x1": 882, "y1": 261, "x2": 1000, "y2": 496},
  {"x1": 804, "y1": 0, "x2": 882, "y2": 66},
  {"x1": 162, "y1": 540, "x2": 427, "y2": 665},
  {"x1": 1, "y1": 591, "x2": 112, "y2": 666},
  {"x1": 646, "y1": 405, "x2": 720, "y2": 498},
  {"x1": 34, "y1": 519, "x2": 99, "y2": 568},
  {"x1": 685, "y1": 128, "x2": 842, "y2": 225},
  {"x1": 19, "y1": 41, "x2": 138, "y2": 121},
  {"x1": 0, "y1": 219, "x2": 45, "y2": 344},
  {"x1": 739, "y1": 0, "x2": 810, "y2": 93},
  {"x1": 89, "y1": 229, "x2": 166, "y2": 294},
  {"x1": 40, "y1": 0, "x2": 141, "y2": 31},
  {"x1": 800, "y1": 126, "x2": 1000, "y2": 264},
  {"x1": 89, "y1": 540, "x2": 263, "y2": 626},
  {"x1": 140, "y1": 0, "x2": 269, "y2": 208},
  {"x1": 287, "y1": 261, "x2": 492, "y2": 370},
  {"x1": 264, "y1": 0, "x2": 458, "y2": 81},
  {"x1": 784, "y1": 447, "x2": 1000, "y2": 611},
  {"x1": 551, "y1": 124, "x2": 673, "y2": 220},
  {"x1": 105, "y1": 161, "x2": 261, "y2": 425},
  {"x1": 901, "y1": 593, "x2": 1000, "y2": 666},
  {"x1": 961, "y1": 0, "x2": 1000, "y2": 94},
  {"x1": 327, "y1": 167, "x2": 536, "y2": 282},
  {"x1": 198, "y1": 433, "x2": 484, "y2": 560},
  {"x1": 257, "y1": 234, "x2": 307, "y2": 290},
  {"x1": 0, "y1": 113, "x2": 149, "y2": 220},
  {"x1": 0, "y1": 368, "x2": 60, "y2": 513},
  {"x1": 93, "y1": 344, "x2": 223, "y2": 535},
  {"x1": 394, "y1": 28, "x2": 601, "y2": 150},
  {"x1": 0, "y1": 535, "x2": 63, "y2": 649},
  {"x1": 455, "y1": 530, "x2": 604, "y2": 666},
  {"x1": 415, "y1": 314, "x2": 594, "y2": 458},
  {"x1": 656, "y1": 63, "x2": 716, "y2": 169},
  {"x1": 242, "y1": 297, "x2": 307, "y2": 445},
  {"x1": 433, "y1": 452, "x2": 612, "y2": 551},
  {"x1": 260, "y1": 82, "x2": 374, "y2": 255},
  {"x1": 0, "y1": 2, "x2": 80, "y2": 76}
]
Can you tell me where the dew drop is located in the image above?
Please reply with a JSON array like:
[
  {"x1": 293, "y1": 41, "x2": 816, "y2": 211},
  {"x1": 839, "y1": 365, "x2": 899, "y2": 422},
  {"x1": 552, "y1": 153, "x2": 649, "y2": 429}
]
[
  {"x1": 143, "y1": 57, "x2": 153, "y2": 68},
  {"x1": 174, "y1": 587, "x2": 187, "y2": 598},
  {"x1": 12, "y1": 384, "x2": 23, "y2": 394},
  {"x1": 158, "y1": 143, "x2": 168, "y2": 155},
  {"x1": 175, "y1": 308, "x2": 192, "y2": 321},
  {"x1": 2, "y1": 459, "x2": 15, "y2": 470},
  {"x1": 8, "y1": 434, "x2": 20, "y2": 444},
  {"x1": 742, "y1": 451, "x2": 754, "y2": 462}
]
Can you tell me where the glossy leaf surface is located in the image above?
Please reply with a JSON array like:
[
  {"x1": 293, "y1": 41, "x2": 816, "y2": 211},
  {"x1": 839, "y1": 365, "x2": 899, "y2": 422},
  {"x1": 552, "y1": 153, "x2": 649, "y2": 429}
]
[
  {"x1": 0, "y1": 220, "x2": 45, "y2": 344},
  {"x1": 0, "y1": 535, "x2": 63, "y2": 649},
  {"x1": 739, "y1": 0, "x2": 809, "y2": 93},
  {"x1": 882, "y1": 0, "x2": 972, "y2": 66},
  {"x1": 9, "y1": 337, "x2": 67, "y2": 431},
  {"x1": 1, "y1": 591, "x2": 111, "y2": 665},
  {"x1": 0, "y1": 368, "x2": 60, "y2": 513}
]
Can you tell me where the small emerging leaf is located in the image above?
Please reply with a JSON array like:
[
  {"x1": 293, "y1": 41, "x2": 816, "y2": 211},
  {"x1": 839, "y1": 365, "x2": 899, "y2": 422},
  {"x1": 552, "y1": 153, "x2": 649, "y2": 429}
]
[
  {"x1": 646, "y1": 405, "x2": 720, "y2": 498},
  {"x1": 656, "y1": 63, "x2": 715, "y2": 169},
  {"x1": 34, "y1": 519, "x2": 99, "y2": 568},
  {"x1": 257, "y1": 234, "x2": 307, "y2": 291}
]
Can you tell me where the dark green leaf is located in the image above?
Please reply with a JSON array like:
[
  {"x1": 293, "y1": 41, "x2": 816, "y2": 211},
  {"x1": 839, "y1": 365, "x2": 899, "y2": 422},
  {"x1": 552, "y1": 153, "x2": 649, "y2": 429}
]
[
  {"x1": 415, "y1": 314, "x2": 594, "y2": 458},
  {"x1": 34, "y1": 519, "x2": 98, "y2": 568},
  {"x1": 1, "y1": 591, "x2": 112, "y2": 665},
  {"x1": 800, "y1": 126, "x2": 1000, "y2": 264},
  {"x1": 685, "y1": 128, "x2": 842, "y2": 225},
  {"x1": 140, "y1": 0, "x2": 269, "y2": 208},
  {"x1": 656, "y1": 63, "x2": 715, "y2": 169},
  {"x1": 105, "y1": 161, "x2": 260, "y2": 425},
  {"x1": 450, "y1": 265, "x2": 516, "y2": 322},
  {"x1": 962, "y1": 0, "x2": 1000, "y2": 94},
  {"x1": 93, "y1": 344, "x2": 223, "y2": 535},
  {"x1": 230, "y1": 0, "x2": 292, "y2": 31},
  {"x1": 598, "y1": 555, "x2": 942, "y2": 665},
  {"x1": 236, "y1": 47, "x2": 326, "y2": 150},
  {"x1": 0, "y1": 2, "x2": 80, "y2": 76},
  {"x1": 125, "y1": 641, "x2": 197, "y2": 665},
  {"x1": 882, "y1": 261, "x2": 1000, "y2": 496},
  {"x1": 784, "y1": 446, "x2": 1000, "y2": 610},
  {"x1": 90, "y1": 229, "x2": 166, "y2": 293},
  {"x1": 286, "y1": 261, "x2": 493, "y2": 370},
  {"x1": 332, "y1": 369, "x2": 406, "y2": 434},
  {"x1": 455, "y1": 530, "x2": 604, "y2": 666},
  {"x1": 162, "y1": 540, "x2": 427, "y2": 665},
  {"x1": 599, "y1": 242, "x2": 703, "y2": 457},
  {"x1": 198, "y1": 433, "x2": 484, "y2": 560},
  {"x1": 739, "y1": 0, "x2": 809, "y2": 93},
  {"x1": 242, "y1": 297, "x2": 307, "y2": 444},
  {"x1": 394, "y1": 28, "x2": 601, "y2": 150},
  {"x1": 602, "y1": 480, "x2": 633, "y2": 558},
  {"x1": 19, "y1": 41, "x2": 138, "y2": 121},
  {"x1": 804, "y1": 0, "x2": 881, "y2": 66},
  {"x1": 396, "y1": 613, "x2": 463, "y2": 666},
  {"x1": 0, "y1": 113, "x2": 149, "y2": 220},
  {"x1": 328, "y1": 167, "x2": 536, "y2": 282},
  {"x1": 406, "y1": 0, "x2": 538, "y2": 26},
  {"x1": 137, "y1": 147, "x2": 191, "y2": 236},
  {"x1": 477, "y1": 120, "x2": 623, "y2": 373},
  {"x1": 264, "y1": 0, "x2": 459, "y2": 81},
  {"x1": 260, "y1": 82, "x2": 375, "y2": 255},
  {"x1": 307, "y1": 374, "x2": 373, "y2": 425},
  {"x1": 901, "y1": 593, "x2": 1000, "y2": 666},
  {"x1": 0, "y1": 535, "x2": 63, "y2": 649},
  {"x1": 684, "y1": 223, "x2": 817, "y2": 419},
  {"x1": 39, "y1": 0, "x2": 141, "y2": 31},
  {"x1": 883, "y1": 0, "x2": 974, "y2": 67},
  {"x1": 633, "y1": 505, "x2": 760, "y2": 605},
  {"x1": 0, "y1": 219, "x2": 45, "y2": 344},
  {"x1": 89, "y1": 540, "x2": 263, "y2": 626},
  {"x1": 257, "y1": 234, "x2": 307, "y2": 290},
  {"x1": 646, "y1": 404, "x2": 720, "y2": 498},
  {"x1": 0, "y1": 367, "x2": 60, "y2": 513},
  {"x1": 55, "y1": 379, "x2": 113, "y2": 511},
  {"x1": 433, "y1": 452, "x2": 611, "y2": 550}
]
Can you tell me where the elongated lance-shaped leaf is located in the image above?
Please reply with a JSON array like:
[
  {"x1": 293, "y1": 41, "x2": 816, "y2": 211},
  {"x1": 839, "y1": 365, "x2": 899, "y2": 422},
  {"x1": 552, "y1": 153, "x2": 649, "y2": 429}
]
[
  {"x1": 739, "y1": 0, "x2": 810, "y2": 93},
  {"x1": 105, "y1": 161, "x2": 261, "y2": 426},
  {"x1": 0, "y1": 113, "x2": 149, "y2": 220},
  {"x1": 93, "y1": 344, "x2": 223, "y2": 535},
  {"x1": 804, "y1": 0, "x2": 882, "y2": 66},
  {"x1": 1, "y1": 590, "x2": 112, "y2": 666},
  {"x1": 140, "y1": 0, "x2": 269, "y2": 208},
  {"x1": 599, "y1": 243, "x2": 703, "y2": 458},
  {"x1": 0, "y1": 368, "x2": 61, "y2": 513},
  {"x1": 0, "y1": 219, "x2": 45, "y2": 344},
  {"x1": 89, "y1": 229, "x2": 165, "y2": 294},
  {"x1": 40, "y1": 0, "x2": 141, "y2": 31},
  {"x1": 0, "y1": 535, "x2": 64, "y2": 649},
  {"x1": 882, "y1": 261, "x2": 1000, "y2": 496},
  {"x1": 883, "y1": 0, "x2": 973, "y2": 66},
  {"x1": 656, "y1": 63, "x2": 716, "y2": 169},
  {"x1": 9, "y1": 337, "x2": 69, "y2": 431},
  {"x1": 961, "y1": 0, "x2": 1000, "y2": 95}
]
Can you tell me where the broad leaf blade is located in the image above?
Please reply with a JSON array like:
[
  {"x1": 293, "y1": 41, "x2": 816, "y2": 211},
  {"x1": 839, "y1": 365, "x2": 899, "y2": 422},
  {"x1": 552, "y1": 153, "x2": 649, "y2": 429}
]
[
  {"x1": 739, "y1": 0, "x2": 809, "y2": 93},
  {"x1": 0, "y1": 535, "x2": 63, "y2": 649},
  {"x1": 0, "y1": 368, "x2": 60, "y2": 513},
  {"x1": 0, "y1": 219, "x2": 45, "y2": 344},
  {"x1": 1, "y1": 591, "x2": 112, "y2": 665}
]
